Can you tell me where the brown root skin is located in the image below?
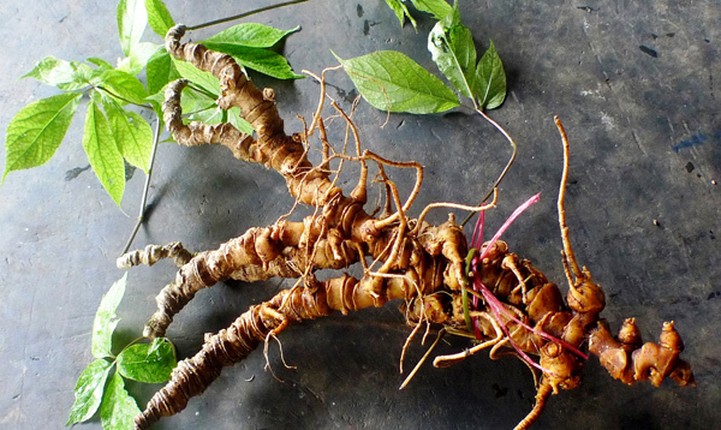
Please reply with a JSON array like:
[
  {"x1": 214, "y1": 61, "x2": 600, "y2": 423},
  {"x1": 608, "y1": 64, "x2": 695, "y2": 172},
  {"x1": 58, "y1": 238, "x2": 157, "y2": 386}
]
[
  {"x1": 135, "y1": 273, "x2": 421, "y2": 430},
  {"x1": 589, "y1": 319, "x2": 696, "y2": 387},
  {"x1": 125, "y1": 25, "x2": 694, "y2": 430}
]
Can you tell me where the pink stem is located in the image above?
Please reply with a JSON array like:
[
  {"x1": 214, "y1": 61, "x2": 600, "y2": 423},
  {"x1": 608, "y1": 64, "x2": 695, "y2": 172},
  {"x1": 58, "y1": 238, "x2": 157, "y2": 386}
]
[
  {"x1": 466, "y1": 192, "x2": 589, "y2": 363},
  {"x1": 473, "y1": 277, "x2": 548, "y2": 373},
  {"x1": 471, "y1": 207, "x2": 485, "y2": 249},
  {"x1": 474, "y1": 276, "x2": 588, "y2": 360},
  {"x1": 480, "y1": 193, "x2": 541, "y2": 260}
]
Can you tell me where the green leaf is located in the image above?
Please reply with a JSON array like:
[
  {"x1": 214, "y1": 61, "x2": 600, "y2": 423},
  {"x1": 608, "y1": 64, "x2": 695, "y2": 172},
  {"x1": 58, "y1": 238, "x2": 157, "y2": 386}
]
[
  {"x1": 410, "y1": 0, "x2": 453, "y2": 20},
  {"x1": 91, "y1": 273, "x2": 127, "y2": 359},
  {"x1": 103, "y1": 98, "x2": 153, "y2": 172},
  {"x1": 82, "y1": 99, "x2": 125, "y2": 205},
  {"x1": 146, "y1": 49, "x2": 180, "y2": 95},
  {"x1": 218, "y1": 46, "x2": 303, "y2": 80},
  {"x1": 100, "y1": 372, "x2": 141, "y2": 430},
  {"x1": 118, "y1": 41, "x2": 161, "y2": 75},
  {"x1": 204, "y1": 23, "x2": 300, "y2": 48},
  {"x1": 172, "y1": 58, "x2": 221, "y2": 96},
  {"x1": 474, "y1": 41, "x2": 506, "y2": 110},
  {"x1": 117, "y1": 0, "x2": 148, "y2": 56},
  {"x1": 144, "y1": 0, "x2": 175, "y2": 37},
  {"x1": 67, "y1": 359, "x2": 113, "y2": 425},
  {"x1": 428, "y1": 6, "x2": 477, "y2": 98},
  {"x1": 97, "y1": 69, "x2": 148, "y2": 106},
  {"x1": 384, "y1": 0, "x2": 417, "y2": 28},
  {"x1": 22, "y1": 56, "x2": 94, "y2": 91},
  {"x1": 228, "y1": 107, "x2": 255, "y2": 135},
  {"x1": 187, "y1": 106, "x2": 224, "y2": 124},
  {"x1": 87, "y1": 57, "x2": 114, "y2": 70},
  {"x1": 3, "y1": 93, "x2": 82, "y2": 181},
  {"x1": 336, "y1": 50, "x2": 459, "y2": 114},
  {"x1": 117, "y1": 338, "x2": 177, "y2": 383}
]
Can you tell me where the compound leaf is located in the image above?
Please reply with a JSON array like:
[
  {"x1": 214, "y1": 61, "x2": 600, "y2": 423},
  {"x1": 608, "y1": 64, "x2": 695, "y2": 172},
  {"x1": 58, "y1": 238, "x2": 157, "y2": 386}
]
[
  {"x1": 117, "y1": 338, "x2": 176, "y2": 383},
  {"x1": 336, "y1": 50, "x2": 459, "y2": 114},
  {"x1": 82, "y1": 99, "x2": 125, "y2": 206},
  {"x1": 3, "y1": 93, "x2": 82, "y2": 181},
  {"x1": 66, "y1": 359, "x2": 113, "y2": 425},
  {"x1": 100, "y1": 372, "x2": 141, "y2": 430}
]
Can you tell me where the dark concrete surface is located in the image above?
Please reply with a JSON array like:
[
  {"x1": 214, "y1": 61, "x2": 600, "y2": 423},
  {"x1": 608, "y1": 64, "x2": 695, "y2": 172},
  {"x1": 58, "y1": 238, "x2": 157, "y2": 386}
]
[{"x1": 1, "y1": 1, "x2": 720, "y2": 429}]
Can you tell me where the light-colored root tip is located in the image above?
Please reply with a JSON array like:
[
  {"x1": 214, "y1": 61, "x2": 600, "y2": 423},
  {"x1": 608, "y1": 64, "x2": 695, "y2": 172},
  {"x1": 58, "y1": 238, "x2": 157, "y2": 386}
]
[
  {"x1": 554, "y1": 116, "x2": 583, "y2": 284},
  {"x1": 513, "y1": 381, "x2": 553, "y2": 430}
]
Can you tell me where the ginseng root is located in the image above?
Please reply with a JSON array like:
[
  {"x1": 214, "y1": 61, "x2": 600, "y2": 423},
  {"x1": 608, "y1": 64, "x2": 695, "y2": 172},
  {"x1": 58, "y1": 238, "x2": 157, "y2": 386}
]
[{"x1": 121, "y1": 24, "x2": 694, "y2": 430}]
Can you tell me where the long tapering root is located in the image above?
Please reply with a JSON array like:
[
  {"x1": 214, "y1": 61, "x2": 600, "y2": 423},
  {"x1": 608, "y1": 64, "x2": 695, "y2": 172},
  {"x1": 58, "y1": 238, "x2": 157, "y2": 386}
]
[
  {"x1": 514, "y1": 381, "x2": 553, "y2": 430},
  {"x1": 135, "y1": 303, "x2": 272, "y2": 429},
  {"x1": 117, "y1": 242, "x2": 194, "y2": 269},
  {"x1": 136, "y1": 271, "x2": 447, "y2": 428},
  {"x1": 135, "y1": 280, "x2": 346, "y2": 429}
]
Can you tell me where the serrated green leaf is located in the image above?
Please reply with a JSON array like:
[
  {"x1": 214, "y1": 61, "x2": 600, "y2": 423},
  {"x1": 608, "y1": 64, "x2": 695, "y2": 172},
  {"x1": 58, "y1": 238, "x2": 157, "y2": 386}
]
[
  {"x1": 410, "y1": 0, "x2": 453, "y2": 20},
  {"x1": 172, "y1": 58, "x2": 221, "y2": 96},
  {"x1": 82, "y1": 99, "x2": 125, "y2": 205},
  {"x1": 66, "y1": 359, "x2": 113, "y2": 425},
  {"x1": 117, "y1": 0, "x2": 148, "y2": 57},
  {"x1": 100, "y1": 372, "x2": 141, "y2": 430},
  {"x1": 117, "y1": 338, "x2": 176, "y2": 383},
  {"x1": 22, "y1": 56, "x2": 94, "y2": 91},
  {"x1": 118, "y1": 41, "x2": 161, "y2": 75},
  {"x1": 228, "y1": 107, "x2": 254, "y2": 135},
  {"x1": 428, "y1": 6, "x2": 477, "y2": 98},
  {"x1": 384, "y1": 0, "x2": 417, "y2": 28},
  {"x1": 103, "y1": 98, "x2": 153, "y2": 172},
  {"x1": 146, "y1": 49, "x2": 180, "y2": 95},
  {"x1": 474, "y1": 41, "x2": 506, "y2": 110},
  {"x1": 204, "y1": 23, "x2": 299, "y2": 48},
  {"x1": 216, "y1": 46, "x2": 302, "y2": 80},
  {"x1": 173, "y1": 86, "x2": 215, "y2": 122},
  {"x1": 3, "y1": 93, "x2": 82, "y2": 181},
  {"x1": 97, "y1": 69, "x2": 148, "y2": 106},
  {"x1": 144, "y1": 0, "x2": 175, "y2": 37},
  {"x1": 188, "y1": 106, "x2": 224, "y2": 124},
  {"x1": 336, "y1": 50, "x2": 459, "y2": 114},
  {"x1": 91, "y1": 273, "x2": 127, "y2": 359}
]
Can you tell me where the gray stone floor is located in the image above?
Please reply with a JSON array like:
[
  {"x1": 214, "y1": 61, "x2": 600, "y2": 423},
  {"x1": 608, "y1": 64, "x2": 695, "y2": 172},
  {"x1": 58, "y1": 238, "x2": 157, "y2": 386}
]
[{"x1": 1, "y1": 1, "x2": 719, "y2": 429}]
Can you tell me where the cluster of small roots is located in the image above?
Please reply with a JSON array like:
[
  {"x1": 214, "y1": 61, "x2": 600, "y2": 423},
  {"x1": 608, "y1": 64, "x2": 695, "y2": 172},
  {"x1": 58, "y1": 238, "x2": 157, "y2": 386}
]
[{"x1": 119, "y1": 24, "x2": 695, "y2": 430}]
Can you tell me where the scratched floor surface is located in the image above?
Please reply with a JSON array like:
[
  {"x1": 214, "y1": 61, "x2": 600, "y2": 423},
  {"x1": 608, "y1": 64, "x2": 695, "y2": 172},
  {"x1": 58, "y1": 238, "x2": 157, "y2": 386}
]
[{"x1": 1, "y1": 1, "x2": 719, "y2": 429}]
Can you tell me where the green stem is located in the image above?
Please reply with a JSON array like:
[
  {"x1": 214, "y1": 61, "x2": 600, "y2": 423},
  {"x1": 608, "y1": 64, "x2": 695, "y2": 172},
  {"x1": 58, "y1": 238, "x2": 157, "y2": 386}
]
[
  {"x1": 120, "y1": 116, "x2": 162, "y2": 256},
  {"x1": 187, "y1": 0, "x2": 310, "y2": 31}
]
